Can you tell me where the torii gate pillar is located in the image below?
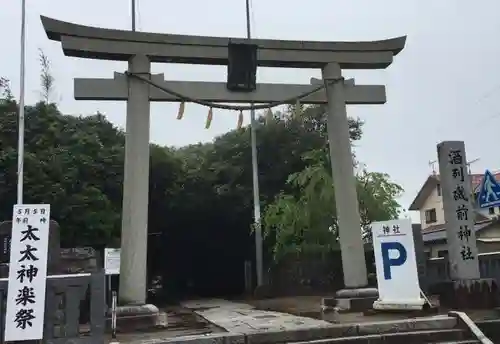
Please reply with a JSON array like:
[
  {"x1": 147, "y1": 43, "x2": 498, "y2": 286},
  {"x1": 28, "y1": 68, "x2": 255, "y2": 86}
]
[
  {"x1": 323, "y1": 63, "x2": 368, "y2": 289},
  {"x1": 120, "y1": 54, "x2": 151, "y2": 305}
]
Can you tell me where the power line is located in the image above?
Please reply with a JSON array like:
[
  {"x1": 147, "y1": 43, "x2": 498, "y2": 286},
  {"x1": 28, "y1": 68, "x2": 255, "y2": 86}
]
[{"x1": 433, "y1": 83, "x2": 500, "y2": 138}]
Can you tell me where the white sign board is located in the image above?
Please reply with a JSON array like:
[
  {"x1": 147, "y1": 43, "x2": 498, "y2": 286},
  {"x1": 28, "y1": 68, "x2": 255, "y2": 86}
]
[
  {"x1": 4, "y1": 204, "x2": 51, "y2": 341},
  {"x1": 104, "y1": 248, "x2": 120, "y2": 275},
  {"x1": 371, "y1": 219, "x2": 425, "y2": 310}
]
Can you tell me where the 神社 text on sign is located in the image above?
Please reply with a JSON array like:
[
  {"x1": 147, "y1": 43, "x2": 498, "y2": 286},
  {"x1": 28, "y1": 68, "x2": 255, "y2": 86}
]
[{"x1": 4, "y1": 204, "x2": 51, "y2": 342}]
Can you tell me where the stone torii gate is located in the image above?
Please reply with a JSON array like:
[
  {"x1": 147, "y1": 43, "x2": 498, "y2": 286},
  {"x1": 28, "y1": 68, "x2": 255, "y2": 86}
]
[{"x1": 41, "y1": 15, "x2": 405, "y2": 312}]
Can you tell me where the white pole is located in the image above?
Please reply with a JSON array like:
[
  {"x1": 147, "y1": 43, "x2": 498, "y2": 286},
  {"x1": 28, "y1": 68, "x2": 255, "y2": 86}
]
[
  {"x1": 17, "y1": 0, "x2": 27, "y2": 205},
  {"x1": 245, "y1": 0, "x2": 263, "y2": 287},
  {"x1": 131, "y1": 0, "x2": 136, "y2": 31}
]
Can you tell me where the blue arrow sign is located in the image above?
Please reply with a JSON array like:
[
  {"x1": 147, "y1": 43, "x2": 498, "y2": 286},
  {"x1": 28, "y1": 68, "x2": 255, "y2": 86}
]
[{"x1": 478, "y1": 170, "x2": 500, "y2": 208}]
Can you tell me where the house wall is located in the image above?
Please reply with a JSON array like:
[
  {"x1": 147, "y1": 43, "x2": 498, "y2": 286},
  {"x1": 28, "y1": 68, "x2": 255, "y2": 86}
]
[
  {"x1": 476, "y1": 204, "x2": 500, "y2": 218},
  {"x1": 479, "y1": 225, "x2": 500, "y2": 238},
  {"x1": 427, "y1": 243, "x2": 446, "y2": 259},
  {"x1": 477, "y1": 241, "x2": 500, "y2": 253},
  {"x1": 426, "y1": 224, "x2": 500, "y2": 258},
  {"x1": 414, "y1": 183, "x2": 500, "y2": 231},
  {"x1": 420, "y1": 185, "x2": 445, "y2": 230}
]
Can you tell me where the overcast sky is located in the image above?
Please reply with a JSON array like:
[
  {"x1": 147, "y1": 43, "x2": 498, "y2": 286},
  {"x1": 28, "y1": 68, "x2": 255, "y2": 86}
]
[{"x1": 1, "y1": 0, "x2": 500, "y2": 217}]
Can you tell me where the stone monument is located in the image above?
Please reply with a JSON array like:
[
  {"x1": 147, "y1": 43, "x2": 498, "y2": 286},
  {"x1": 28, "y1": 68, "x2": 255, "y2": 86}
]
[
  {"x1": 437, "y1": 141, "x2": 499, "y2": 308},
  {"x1": 41, "y1": 15, "x2": 406, "y2": 313}
]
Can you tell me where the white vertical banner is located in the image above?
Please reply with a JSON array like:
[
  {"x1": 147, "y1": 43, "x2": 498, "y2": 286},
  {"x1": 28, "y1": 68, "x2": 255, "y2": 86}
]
[
  {"x1": 371, "y1": 219, "x2": 425, "y2": 310},
  {"x1": 4, "y1": 204, "x2": 51, "y2": 341}
]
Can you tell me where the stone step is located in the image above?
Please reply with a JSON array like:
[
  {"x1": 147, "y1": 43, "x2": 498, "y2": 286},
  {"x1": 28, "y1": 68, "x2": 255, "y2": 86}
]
[
  {"x1": 434, "y1": 341, "x2": 479, "y2": 344},
  {"x1": 288, "y1": 328, "x2": 472, "y2": 343},
  {"x1": 238, "y1": 316, "x2": 459, "y2": 344}
]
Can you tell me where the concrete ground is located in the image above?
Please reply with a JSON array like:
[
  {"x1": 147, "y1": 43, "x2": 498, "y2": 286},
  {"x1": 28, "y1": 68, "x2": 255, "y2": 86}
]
[
  {"x1": 105, "y1": 305, "x2": 225, "y2": 343},
  {"x1": 246, "y1": 296, "x2": 328, "y2": 317},
  {"x1": 109, "y1": 299, "x2": 332, "y2": 343},
  {"x1": 246, "y1": 295, "x2": 500, "y2": 323},
  {"x1": 108, "y1": 296, "x2": 500, "y2": 343},
  {"x1": 181, "y1": 299, "x2": 331, "y2": 333}
]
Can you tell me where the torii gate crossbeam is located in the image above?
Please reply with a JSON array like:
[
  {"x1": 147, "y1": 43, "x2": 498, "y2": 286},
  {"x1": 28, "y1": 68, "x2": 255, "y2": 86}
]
[{"x1": 74, "y1": 73, "x2": 386, "y2": 104}]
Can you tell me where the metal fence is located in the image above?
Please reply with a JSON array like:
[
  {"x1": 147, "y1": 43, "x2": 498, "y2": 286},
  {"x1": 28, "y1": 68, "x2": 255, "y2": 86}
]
[{"x1": 0, "y1": 271, "x2": 105, "y2": 344}]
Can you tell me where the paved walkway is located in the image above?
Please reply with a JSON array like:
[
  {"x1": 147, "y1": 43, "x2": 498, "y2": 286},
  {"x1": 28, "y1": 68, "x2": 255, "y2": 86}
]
[{"x1": 181, "y1": 299, "x2": 331, "y2": 333}]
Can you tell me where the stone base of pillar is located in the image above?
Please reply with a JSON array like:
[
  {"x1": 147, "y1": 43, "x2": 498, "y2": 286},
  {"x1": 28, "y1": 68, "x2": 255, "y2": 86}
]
[
  {"x1": 323, "y1": 288, "x2": 378, "y2": 313},
  {"x1": 107, "y1": 304, "x2": 168, "y2": 333},
  {"x1": 436, "y1": 278, "x2": 499, "y2": 309},
  {"x1": 372, "y1": 298, "x2": 426, "y2": 311},
  {"x1": 365, "y1": 304, "x2": 438, "y2": 317}
]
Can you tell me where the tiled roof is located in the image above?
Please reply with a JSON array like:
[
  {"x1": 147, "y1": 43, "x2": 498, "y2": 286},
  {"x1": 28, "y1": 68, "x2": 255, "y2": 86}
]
[
  {"x1": 421, "y1": 212, "x2": 489, "y2": 235},
  {"x1": 427, "y1": 172, "x2": 500, "y2": 191},
  {"x1": 422, "y1": 219, "x2": 495, "y2": 243},
  {"x1": 410, "y1": 171, "x2": 500, "y2": 211},
  {"x1": 471, "y1": 172, "x2": 500, "y2": 193},
  {"x1": 475, "y1": 212, "x2": 490, "y2": 222},
  {"x1": 408, "y1": 175, "x2": 439, "y2": 210},
  {"x1": 421, "y1": 223, "x2": 446, "y2": 234}
]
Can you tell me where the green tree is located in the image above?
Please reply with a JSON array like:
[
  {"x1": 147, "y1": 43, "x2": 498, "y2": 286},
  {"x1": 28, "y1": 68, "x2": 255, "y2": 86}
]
[
  {"x1": 262, "y1": 148, "x2": 403, "y2": 262},
  {"x1": 0, "y1": 98, "x2": 183, "y2": 247},
  {"x1": 0, "y1": 77, "x2": 14, "y2": 102},
  {"x1": 0, "y1": 102, "x2": 122, "y2": 245},
  {"x1": 151, "y1": 104, "x2": 365, "y2": 296},
  {"x1": 196, "y1": 105, "x2": 363, "y2": 209},
  {"x1": 0, "y1": 52, "x2": 184, "y2": 248},
  {"x1": 39, "y1": 49, "x2": 55, "y2": 104}
]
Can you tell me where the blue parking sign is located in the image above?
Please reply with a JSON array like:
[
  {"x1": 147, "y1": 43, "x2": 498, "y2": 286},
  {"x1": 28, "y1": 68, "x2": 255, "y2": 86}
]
[{"x1": 381, "y1": 241, "x2": 407, "y2": 280}]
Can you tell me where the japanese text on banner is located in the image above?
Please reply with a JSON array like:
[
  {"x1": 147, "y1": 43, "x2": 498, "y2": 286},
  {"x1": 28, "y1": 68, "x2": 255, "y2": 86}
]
[{"x1": 4, "y1": 205, "x2": 51, "y2": 342}]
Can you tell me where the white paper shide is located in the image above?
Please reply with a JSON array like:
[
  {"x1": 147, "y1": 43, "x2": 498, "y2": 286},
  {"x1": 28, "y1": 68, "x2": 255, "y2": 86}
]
[{"x1": 4, "y1": 204, "x2": 51, "y2": 341}]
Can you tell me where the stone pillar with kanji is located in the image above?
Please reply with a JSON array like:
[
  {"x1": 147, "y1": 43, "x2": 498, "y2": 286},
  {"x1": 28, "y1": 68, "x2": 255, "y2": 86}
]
[{"x1": 437, "y1": 141, "x2": 499, "y2": 308}]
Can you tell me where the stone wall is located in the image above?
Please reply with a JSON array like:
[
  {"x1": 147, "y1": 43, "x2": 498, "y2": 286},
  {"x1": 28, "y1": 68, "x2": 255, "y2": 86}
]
[
  {"x1": 261, "y1": 250, "x2": 500, "y2": 298},
  {"x1": 0, "y1": 247, "x2": 101, "y2": 278},
  {"x1": 258, "y1": 250, "x2": 376, "y2": 297},
  {"x1": 59, "y1": 247, "x2": 101, "y2": 273}
]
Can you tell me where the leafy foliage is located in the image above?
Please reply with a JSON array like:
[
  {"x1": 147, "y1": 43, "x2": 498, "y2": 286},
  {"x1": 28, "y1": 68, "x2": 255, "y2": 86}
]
[
  {"x1": 0, "y1": 102, "x2": 122, "y2": 245},
  {"x1": 263, "y1": 147, "x2": 403, "y2": 262},
  {"x1": 39, "y1": 49, "x2": 55, "y2": 104},
  {"x1": 0, "y1": 77, "x2": 13, "y2": 101}
]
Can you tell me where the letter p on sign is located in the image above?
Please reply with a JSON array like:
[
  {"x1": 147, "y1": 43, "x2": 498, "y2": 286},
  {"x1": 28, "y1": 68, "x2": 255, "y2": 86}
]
[{"x1": 381, "y1": 242, "x2": 407, "y2": 280}]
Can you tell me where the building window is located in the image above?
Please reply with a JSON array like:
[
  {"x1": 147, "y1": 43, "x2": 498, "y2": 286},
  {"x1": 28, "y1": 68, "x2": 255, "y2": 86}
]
[
  {"x1": 437, "y1": 250, "x2": 448, "y2": 258},
  {"x1": 436, "y1": 183, "x2": 441, "y2": 196},
  {"x1": 489, "y1": 207, "x2": 495, "y2": 215},
  {"x1": 425, "y1": 208, "x2": 437, "y2": 224}
]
